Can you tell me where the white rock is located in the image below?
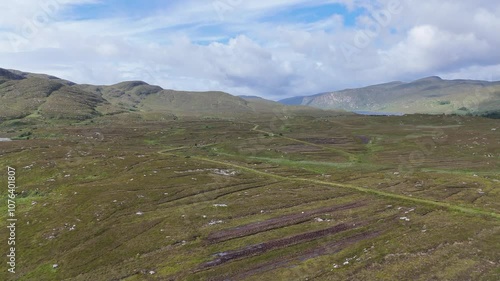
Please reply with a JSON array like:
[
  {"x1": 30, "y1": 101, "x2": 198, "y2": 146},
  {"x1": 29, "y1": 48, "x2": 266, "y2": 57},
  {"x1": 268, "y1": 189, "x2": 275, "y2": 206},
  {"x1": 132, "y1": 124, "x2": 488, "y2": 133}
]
[
  {"x1": 208, "y1": 220, "x2": 223, "y2": 225},
  {"x1": 213, "y1": 169, "x2": 238, "y2": 176},
  {"x1": 213, "y1": 204, "x2": 228, "y2": 207}
]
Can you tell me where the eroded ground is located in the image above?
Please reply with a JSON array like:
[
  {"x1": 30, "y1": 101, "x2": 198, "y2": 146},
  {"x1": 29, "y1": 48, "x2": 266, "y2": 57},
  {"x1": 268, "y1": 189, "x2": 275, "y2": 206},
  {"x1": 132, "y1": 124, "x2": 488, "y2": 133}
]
[{"x1": 0, "y1": 113, "x2": 498, "y2": 280}]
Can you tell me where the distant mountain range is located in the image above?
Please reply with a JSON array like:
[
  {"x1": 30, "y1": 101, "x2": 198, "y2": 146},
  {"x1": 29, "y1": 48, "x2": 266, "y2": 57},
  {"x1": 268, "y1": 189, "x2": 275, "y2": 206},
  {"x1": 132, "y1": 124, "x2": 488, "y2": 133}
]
[
  {"x1": 279, "y1": 76, "x2": 500, "y2": 117},
  {"x1": 0, "y1": 68, "x2": 340, "y2": 122},
  {"x1": 2, "y1": 68, "x2": 499, "y2": 122}
]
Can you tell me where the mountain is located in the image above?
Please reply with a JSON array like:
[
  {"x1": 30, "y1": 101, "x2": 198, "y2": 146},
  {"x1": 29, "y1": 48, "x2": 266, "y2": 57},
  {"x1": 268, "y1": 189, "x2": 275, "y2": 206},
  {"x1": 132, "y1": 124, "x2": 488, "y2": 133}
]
[
  {"x1": 279, "y1": 92, "x2": 330, "y2": 106},
  {"x1": 279, "y1": 77, "x2": 500, "y2": 116},
  {"x1": 0, "y1": 70, "x2": 105, "y2": 121},
  {"x1": 4, "y1": 68, "x2": 498, "y2": 122},
  {"x1": 238, "y1": 95, "x2": 264, "y2": 100},
  {"x1": 0, "y1": 68, "x2": 345, "y2": 122},
  {"x1": 76, "y1": 81, "x2": 256, "y2": 117}
]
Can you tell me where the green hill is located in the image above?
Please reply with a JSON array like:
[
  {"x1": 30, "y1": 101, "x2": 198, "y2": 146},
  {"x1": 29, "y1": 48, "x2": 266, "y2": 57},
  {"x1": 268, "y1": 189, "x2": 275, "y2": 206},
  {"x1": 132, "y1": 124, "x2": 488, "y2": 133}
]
[
  {"x1": 280, "y1": 76, "x2": 500, "y2": 116},
  {"x1": 0, "y1": 75, "x2": 104, "y2": 121},
  {"x1": 8, "y1": 68, "x2": 497, "y2": 124},
  {"x1": 0, "y1": 68, "x2": 349, "y2": 123}
]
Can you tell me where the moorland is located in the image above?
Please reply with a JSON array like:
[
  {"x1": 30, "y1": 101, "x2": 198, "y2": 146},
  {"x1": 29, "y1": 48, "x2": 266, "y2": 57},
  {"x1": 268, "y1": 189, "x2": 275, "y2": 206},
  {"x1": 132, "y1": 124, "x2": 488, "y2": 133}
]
[{"x1": 0, "y1": 68, "x2": 499, "y2": 280}]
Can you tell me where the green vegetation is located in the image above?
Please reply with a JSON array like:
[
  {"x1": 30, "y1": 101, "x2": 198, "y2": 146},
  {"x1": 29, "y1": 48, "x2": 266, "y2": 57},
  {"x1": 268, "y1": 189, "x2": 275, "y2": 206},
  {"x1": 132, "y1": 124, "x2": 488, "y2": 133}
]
[
  {"x1": 280, "y1": 76, "x2": 500, "y2": 116},
  {"x1": 480, "y1": 110, "x2": 500, "y2": 119},
  {"x1": 0, "y1": 69, "x2": 499, "y2": 280},
  {"x1": 0, "y1": 112, "x2": 498, "y2": 281},
  {"x1": 12, "y1": 131, "x2": 32, "y2": 140}
]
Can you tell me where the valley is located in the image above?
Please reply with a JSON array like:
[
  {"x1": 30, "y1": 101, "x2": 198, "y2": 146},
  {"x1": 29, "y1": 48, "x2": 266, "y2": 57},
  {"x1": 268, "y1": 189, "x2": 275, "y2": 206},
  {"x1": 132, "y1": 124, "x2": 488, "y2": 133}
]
[{"x1": 0, "y1": 112, "x2": 498, "y2": 280}]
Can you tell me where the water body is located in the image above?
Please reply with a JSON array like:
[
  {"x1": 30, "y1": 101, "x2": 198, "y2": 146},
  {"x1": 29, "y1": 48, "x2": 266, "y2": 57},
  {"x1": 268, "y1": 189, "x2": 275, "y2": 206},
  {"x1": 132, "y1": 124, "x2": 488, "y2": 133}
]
[
  {"x1": 0, "y1": 138, "x2": 12, "y2": 142},
  {"x1": 353, "y1": 111, "x2": 405, "y2": 116}
]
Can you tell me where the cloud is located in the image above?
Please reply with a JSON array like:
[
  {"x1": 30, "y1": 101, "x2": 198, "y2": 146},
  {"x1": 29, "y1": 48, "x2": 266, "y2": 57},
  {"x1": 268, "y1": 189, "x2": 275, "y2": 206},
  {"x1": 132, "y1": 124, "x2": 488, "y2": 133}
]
[
  {"x1": 384, "y1": 25, "x2": 492, "y2": 73},
  {"x1": 0, "y1": 0, "x2": 499, "y2": 100}
]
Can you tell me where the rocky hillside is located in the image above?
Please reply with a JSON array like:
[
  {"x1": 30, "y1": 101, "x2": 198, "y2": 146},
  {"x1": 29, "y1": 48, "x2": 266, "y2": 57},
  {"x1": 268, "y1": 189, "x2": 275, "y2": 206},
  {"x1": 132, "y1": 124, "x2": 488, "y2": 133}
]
[{"x1": 280, "y1": 76, "x2": 500, "y2": 117}]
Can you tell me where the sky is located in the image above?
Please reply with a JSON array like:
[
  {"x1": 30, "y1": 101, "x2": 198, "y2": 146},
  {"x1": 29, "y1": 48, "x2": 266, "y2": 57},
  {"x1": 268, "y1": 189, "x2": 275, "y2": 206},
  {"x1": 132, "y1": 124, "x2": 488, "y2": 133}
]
[{"x1": 0, "y1": 0, "x2": 499, "y2": 100}]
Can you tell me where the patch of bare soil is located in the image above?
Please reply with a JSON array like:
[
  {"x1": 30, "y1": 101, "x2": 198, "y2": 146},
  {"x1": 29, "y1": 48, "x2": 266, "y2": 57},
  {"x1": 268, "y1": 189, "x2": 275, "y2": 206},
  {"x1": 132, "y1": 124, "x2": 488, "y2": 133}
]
[
  {"x1": 206, "y1": 201, "x2": 366, "y2": 244},
  {"x1": 300, "y1": 137, "x2": 353, "y2": 145},
  {"x1": 227, "y1": 230, "x2": 382, "y2": 281},
  {"x1": 200, "y1": 222, "x2": 365, "y2": 270}
]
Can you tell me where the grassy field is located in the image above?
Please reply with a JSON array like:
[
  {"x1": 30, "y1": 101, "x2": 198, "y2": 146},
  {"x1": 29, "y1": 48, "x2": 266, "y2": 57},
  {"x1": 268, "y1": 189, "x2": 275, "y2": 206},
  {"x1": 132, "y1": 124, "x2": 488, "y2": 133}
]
[{"x1": 0, "y1": 113, "x2": 498, "y2": 280}]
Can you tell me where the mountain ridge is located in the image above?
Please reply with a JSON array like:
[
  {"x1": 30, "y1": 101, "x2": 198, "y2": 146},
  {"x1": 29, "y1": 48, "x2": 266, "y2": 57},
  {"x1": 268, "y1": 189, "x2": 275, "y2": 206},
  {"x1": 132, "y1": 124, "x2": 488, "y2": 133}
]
[
  {"x1": 0, "y1": 68, "x2": 346, "y2": 122},
  {"x1": 279, "y1": 76, "x2": 500, "y2": 116},
  {"x1": 2, "y1": 68, "x2": 499, "y2": 122}
]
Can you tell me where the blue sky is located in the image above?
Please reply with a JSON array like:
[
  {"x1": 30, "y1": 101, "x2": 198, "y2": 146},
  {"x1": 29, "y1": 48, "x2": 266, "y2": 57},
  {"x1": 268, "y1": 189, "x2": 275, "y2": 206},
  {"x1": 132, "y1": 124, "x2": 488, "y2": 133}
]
[
  {"x1": 65, "y1": 0, "x2": 179, "y2": 20},
  {"x1": 1, "y1": 0, "x2": 499, "y2": 100},
  {"x1": 256, "y1": 3, "x2": 363, "y2": 26}
]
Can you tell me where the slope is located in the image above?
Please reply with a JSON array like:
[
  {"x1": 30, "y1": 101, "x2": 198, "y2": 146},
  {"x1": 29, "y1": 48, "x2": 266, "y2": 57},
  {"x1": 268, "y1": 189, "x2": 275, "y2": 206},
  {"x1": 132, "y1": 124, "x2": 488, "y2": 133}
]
[{"x1": 280, "y1": 77, "x2": 500, "y2": 116}]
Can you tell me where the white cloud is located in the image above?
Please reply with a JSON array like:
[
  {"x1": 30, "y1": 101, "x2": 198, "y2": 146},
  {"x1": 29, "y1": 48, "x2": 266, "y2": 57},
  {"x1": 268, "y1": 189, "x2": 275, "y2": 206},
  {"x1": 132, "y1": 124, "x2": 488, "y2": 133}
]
[
  {"x1": 0, "y1": 0, "x2": 499, "y2": 99},
  {"x1": 384, "y1": 25, "x2": 492, "y2": 73}
]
